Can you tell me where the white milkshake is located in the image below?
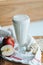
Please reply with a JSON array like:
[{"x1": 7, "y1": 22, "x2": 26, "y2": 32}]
[{"x1": 12, "y1": 14, "x2": 30, "y2": 46}]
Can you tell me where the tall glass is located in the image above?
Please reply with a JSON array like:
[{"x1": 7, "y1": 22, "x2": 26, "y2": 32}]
[{"x1": 12, "y1": 14, "x2": 30, "y2": 47}]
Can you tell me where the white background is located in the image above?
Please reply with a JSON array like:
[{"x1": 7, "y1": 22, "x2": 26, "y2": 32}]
[{"x1": 29, "y1": 20, "x2": 43, "y2": 36}]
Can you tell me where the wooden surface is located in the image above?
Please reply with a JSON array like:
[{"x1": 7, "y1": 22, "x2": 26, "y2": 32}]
[
  {"x1": 0, "y1": 0, "x2": 43, "y2": 26},
  {"x1": 0, "y1": 36, "x2": 43, "y2": 65}
]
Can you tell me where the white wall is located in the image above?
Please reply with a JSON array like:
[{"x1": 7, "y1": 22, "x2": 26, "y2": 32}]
[{"x1": 29, "y1": 20, "x2": 43, "y2": 36}]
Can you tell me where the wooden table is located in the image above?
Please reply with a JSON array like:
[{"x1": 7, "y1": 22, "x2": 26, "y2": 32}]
[
  {"x1": 0, "y1": 0, "x2": 43, "y2": 26},
  {"x1": 0, "y1": 36, "x2": 43, "y2": 65}
]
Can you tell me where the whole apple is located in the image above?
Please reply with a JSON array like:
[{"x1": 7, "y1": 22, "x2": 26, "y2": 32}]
[{"x1": 2, "y1": 36, "x2": 15, "y2": 47}]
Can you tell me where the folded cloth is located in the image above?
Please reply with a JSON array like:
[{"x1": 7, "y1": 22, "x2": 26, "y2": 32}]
[
  {"x1": 0, "y1": 25, "x2": 41, "y2": 65},
  {"x1": 29, "y1": 47, "x2": 41, "y2": 65},
  {"x1": 0, "y1": 28, "x2": 11, "y2": 37},
  {"x1": 2, "y1": 42, "x2": 41, "y2": 65}
]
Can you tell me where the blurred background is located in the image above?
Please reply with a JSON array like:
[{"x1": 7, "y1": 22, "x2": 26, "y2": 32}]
[{"x1": 0, "y1": 0, "x2": 43, "y2": 26}]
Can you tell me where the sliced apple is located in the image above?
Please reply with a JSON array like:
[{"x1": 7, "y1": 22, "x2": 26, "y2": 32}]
[
  {"x1": 26, "y1": 43, "x2": 38, "y2": 54},
  {"x1": 30, "y1": 43, "x2": 38, "y2": 54},
  {"x1": 1, "y1": 45, "x2": 14, "y2": 56}
]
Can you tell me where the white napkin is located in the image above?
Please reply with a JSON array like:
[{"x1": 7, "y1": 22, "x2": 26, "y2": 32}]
[
  {"x1": 0, "y1": 25, "x2": 41, "y2": 65},
  {"x1": 0, "y1": 26, "x2": 11, "y2": 37}
]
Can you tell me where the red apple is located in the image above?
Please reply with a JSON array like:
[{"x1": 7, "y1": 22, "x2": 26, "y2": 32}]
[{"x1": 2, "y1": 36, "x2": 15, "y2": 47}]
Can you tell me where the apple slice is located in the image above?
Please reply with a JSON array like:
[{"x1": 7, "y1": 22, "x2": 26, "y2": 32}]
[
  {"x1": 1, "y1": 45, "x2": 14, "y2": 56},
  {"x1": 30, "y1": 43, "x2": 38, "y2": 54}
]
